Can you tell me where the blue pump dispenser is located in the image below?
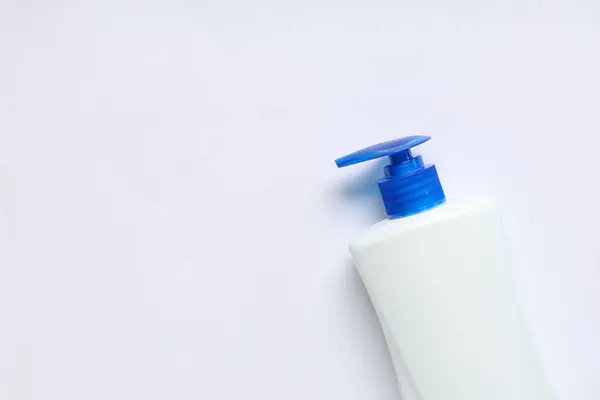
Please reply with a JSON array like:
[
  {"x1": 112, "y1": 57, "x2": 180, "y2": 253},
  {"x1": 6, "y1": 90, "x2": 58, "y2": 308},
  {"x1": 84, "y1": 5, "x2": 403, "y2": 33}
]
[{"x1": 336, "y1": 136, "x2": 446, "y2": 219}]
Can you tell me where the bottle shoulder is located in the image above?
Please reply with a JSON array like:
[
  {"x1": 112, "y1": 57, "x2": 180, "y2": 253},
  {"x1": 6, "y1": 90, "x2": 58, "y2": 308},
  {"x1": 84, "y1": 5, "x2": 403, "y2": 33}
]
[{"x1": 350, "y1": 197, "x2": 501, "y2": 251}]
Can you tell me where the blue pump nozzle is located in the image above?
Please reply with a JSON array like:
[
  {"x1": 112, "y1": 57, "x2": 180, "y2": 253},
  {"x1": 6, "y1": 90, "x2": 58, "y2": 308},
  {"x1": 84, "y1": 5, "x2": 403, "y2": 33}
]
[{"x1": 336, "y1": 136, "x2": 446, "y2": 219}]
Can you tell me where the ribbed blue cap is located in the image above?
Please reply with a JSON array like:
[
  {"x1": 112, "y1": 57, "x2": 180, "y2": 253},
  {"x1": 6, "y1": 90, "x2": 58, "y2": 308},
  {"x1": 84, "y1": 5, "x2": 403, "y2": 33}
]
[{"x1": 336, "y1": 136, "x2": 446, "y2": 219}]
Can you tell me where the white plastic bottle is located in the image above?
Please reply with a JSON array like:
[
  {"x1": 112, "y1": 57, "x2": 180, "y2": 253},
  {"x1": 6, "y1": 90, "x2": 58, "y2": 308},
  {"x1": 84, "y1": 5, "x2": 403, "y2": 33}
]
[{"x1": 336, "y1": 136, "x2": 556, "y2": 400}]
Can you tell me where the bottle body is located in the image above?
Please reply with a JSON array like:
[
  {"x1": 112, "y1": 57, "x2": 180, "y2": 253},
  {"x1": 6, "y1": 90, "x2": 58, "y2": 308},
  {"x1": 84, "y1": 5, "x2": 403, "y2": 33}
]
[{"x1": 350, "y1": 198, "x2": 556, "y2": 400}]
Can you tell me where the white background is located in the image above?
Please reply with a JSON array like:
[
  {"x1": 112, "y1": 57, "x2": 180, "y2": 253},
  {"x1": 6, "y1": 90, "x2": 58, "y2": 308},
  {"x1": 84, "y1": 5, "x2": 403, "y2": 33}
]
[{"x1": 1, "y1": 1, "x2": 599, "y2": 399}]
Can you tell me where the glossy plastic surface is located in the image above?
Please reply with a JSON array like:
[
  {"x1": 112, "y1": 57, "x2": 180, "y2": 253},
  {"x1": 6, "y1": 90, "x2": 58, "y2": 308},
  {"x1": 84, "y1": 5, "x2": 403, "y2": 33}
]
[{"x1": 350, "y1": 198, "x2": 557, "y2": 400}]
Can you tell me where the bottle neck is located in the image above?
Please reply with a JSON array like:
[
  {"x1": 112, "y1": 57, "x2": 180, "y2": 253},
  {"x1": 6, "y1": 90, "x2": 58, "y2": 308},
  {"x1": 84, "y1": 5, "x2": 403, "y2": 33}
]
[{"x1": 378, "y1": 161, "x2": 446, "y2": 219}]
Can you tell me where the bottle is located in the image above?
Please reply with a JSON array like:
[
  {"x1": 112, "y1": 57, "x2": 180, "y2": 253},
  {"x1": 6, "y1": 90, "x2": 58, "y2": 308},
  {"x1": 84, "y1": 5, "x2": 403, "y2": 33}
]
[{"x1": 336, "y1": 136, "x2": 556, "y2": 400}]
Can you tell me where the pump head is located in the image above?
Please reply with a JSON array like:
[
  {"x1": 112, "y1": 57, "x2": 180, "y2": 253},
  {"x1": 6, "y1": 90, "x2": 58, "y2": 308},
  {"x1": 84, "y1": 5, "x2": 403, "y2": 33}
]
[{"x1": 336, "y1": 136, "x2": 446, "y2": 219}]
